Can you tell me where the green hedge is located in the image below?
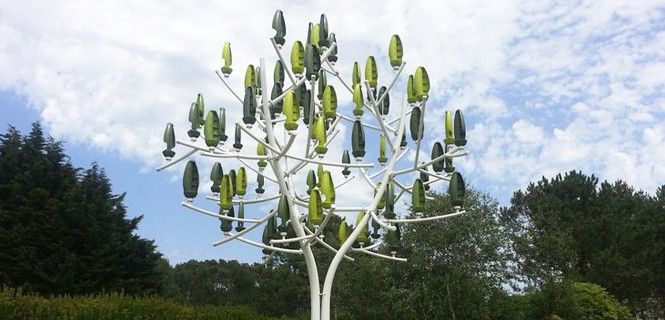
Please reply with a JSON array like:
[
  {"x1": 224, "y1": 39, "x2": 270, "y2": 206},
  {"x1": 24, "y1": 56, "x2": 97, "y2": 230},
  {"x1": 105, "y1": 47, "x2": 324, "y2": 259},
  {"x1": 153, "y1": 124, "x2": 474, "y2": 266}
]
[{"x1": 0, "y1": 288, "x2": 293, "y2": 320}]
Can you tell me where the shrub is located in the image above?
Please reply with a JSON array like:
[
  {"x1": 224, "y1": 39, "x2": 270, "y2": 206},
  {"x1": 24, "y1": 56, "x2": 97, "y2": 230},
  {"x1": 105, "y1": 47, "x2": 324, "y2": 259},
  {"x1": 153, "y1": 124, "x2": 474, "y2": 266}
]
[{"x1": 0, "y1": 288, "x2": 291, "y2": 320}]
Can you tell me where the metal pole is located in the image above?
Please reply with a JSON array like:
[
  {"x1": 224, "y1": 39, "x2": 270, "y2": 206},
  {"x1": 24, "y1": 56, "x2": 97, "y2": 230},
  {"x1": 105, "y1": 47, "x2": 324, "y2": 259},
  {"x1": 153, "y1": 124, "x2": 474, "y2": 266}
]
[
  {"x1": 258, "y1": 59, "x2": 321, "y2": 320},
  {"x1": 320, "y1": 93, "x2": 409, "y2": 320}
]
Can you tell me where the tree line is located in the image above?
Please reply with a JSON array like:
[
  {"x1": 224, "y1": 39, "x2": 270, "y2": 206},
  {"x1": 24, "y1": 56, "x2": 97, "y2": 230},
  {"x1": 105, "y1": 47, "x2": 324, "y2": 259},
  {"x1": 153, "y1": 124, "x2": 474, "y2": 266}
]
[{"x1": 1, "y1": 123, "x2": 662, "y2": 319}]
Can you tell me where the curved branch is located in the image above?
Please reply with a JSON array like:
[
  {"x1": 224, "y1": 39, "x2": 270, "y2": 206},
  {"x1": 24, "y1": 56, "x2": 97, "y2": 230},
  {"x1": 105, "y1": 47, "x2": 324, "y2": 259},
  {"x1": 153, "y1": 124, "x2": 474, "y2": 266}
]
[
  {"x1": 418, "y1": 169, "x2": 451, "y2": 181},
  {"x1": 392, "y1": 146, "x2": 466, "y2": 176},
  {"x1": 176, "y1": 140, "x2": 271, "y2": 160},
  {"x1": 230, "y1": 233, "x2": 303, "y2": 254},
  {"x1": 351, "y1": 247, "x2": 407, "y2": 262},
  {"x1": 387, "y1": 210, "x2": 466, "y2": 223},
  {"x1": 236, "y1": 158, "x2": 278, "y2": 183},
  {"x1": 274, "y1": 131, "x2": 297, "y2": 161},
  {"x1": 369, "y1": 147, "x2": 409, "y2": 178},
  {"x1": 214, "y1": 70, "x2": 244, "y2": 104},
  {"x1": 374, "y1": 61, "x2": 406, "y2": 111},
  {"x1": 212, "y1": 209, "x2": 278, "y2": 246},
  {"x1": 303, "y1": 225, "x2": 355, "y2": 261},
  {"x1": 156, "y1": 148, "x2": 197, "y2": 171},
  {"x1": 360, "y1": 168, "x2": 377, "y2": 188},
  {"x1": 205, "y1": 193, "x2": 281, "y2": 205},
  {"x1": 201, "y1": 151, "x2": 270, "y2": 161},
  {"x1": 364, "y1": 81, "x2": 397, "y2": 136},
  {"x1": 270, "y1": 233, "x2": 315, "y2": 244},
  {"x1": 182, "y1": 201, "x2": 263, "y2": 223},
  {"x1": 335, "y1": 175, "x2": 356, "y2": 189},
  {"x1": 237, "y1": 122, "x2": 371, "y2": 169},
  {"x1": 337, "y1": 113, "x2": 384, "y2": 132}
]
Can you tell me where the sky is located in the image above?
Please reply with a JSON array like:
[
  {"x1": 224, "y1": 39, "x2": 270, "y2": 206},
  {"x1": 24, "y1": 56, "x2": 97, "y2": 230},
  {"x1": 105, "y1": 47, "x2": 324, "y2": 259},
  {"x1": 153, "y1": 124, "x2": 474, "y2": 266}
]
[{"x1": 1, "y1": 0, "x2": 664, "y2": 265}]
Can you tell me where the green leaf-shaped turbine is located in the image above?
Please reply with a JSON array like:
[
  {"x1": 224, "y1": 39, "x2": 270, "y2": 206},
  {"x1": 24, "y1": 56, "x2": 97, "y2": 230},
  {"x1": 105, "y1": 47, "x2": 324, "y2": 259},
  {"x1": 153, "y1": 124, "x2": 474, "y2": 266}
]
[
  {"x1": 320, "y1": 171, "x2": 335, "y2": 209},
  {"x1": 204, "y1": 110, "x2": 221, "y2": 148},
  {"x1": 163, "y1": 122, "x2": 175, "y2": 160},
  {"x1": 236, "y1": 167, "x2": 247, "y2": 198},
  {"x1": 388, "y1": 34, "x2": 403, "y2": 69},
  {"x1": 308, "y1": 188, "x2": 323, "y2": 226},
  {"x1": 270, "y1": 83, "x2": 283, "y2": 119},
  {"x1": 187, "y1": 103, "x2": 201, "y2": 140},
  {"x1": 256, "y1": 142, "x2": 267, "y2": 171},
  {"x1": 221, "y1": 42, "x2": 232, "y2": 76},
  {"x1": 272, "y1": 9, "x2": 286, "y2": 47},
  {"x1": 306, "y1": 170, "x2": 317, "y2": 194},
  {"x1": 414, "y1": 66, "x2": 430, "y2": 101},
  {"x1": 219, "y1": 205, "x2": 233, "y2": 233},
  {"x1": 412, "y1": 178, "x2": 425, "y2": 213},
  {"x1": 317, "y1": 69, "x2": 327, "y2": 100},
  {"x1": 219, "y1": 108, "x2": 228, "y2": 143},
  {"x1": 341, "y1": 150, "x2": 351, "y2": 178},
  {"x1": 444, "y1": 110, "x2": 454, "y2": 144},
  {"x1": 318, "y1": 14, "x2": 329, "y2": 48},
  {"x1": 274, "y1": 60, "x2": 285, "y2": 85},
  {"x1": 352, "y1": 83, "x2": 364, "y2": 118},
  {"x1": 220, "y1": 174, "x2": 232, "y2": 211},
  {"x1": 322, "y1": 85, "x2": 337, "y2": 119},
  {"x1": 431, "y1": 142, "x2": 444, "y2": 173},
  {"x1": 384, "y1": 181, "x2": 396, "y2": 219},
  {"x1": 236, "y1": 204, "x2": 246, "y2": 232},
  {"x1": 410, "y1": 106, "x2": 424, "y2": 141},
  {"x1": 365, "y1": 56, "x2": 378, "y2": 90},
  {"x1": 242, "y1": 86, "x2": 257, "y2": 128},
  {"x1": 278, "y1": 195, "x2": 290, "y2": 232},
  {"x1": 228, "y1": 169, "x2": 237, "y2": 196},
  {"x1": 255, "y1": 174, "x2": 265, "y2": 195},
  {"x1": 351, "y1": 120, "x2": 366, "y2": 160},
  {"x1": 305, "y1": 43, "x2": 321, "y2": 80},
  {"x1": 183, "y1": 160, "x2": 199, "y2": 200},
  {"x1": 262, "y1": 214, "x2": 278, "y2": 246},
  {"x1": 327, "y1": 33, "x2": 338, "y2": 64},
  {"x1": 378, "y1": 86, "x2": 389, "y2": 116},
  {"x1": 420, "y1": 166, "x2": 431, "y2": 191},
  {"x1": 448, "y1": 172, "x2": 466, "y2": 207},
  {"x1": 407, "y1": 75, "x2": 417, "y2": 105},
  {"x1": 233, "y1": 126, "x2": 243, "y2": 151},
  {"x1": 351, "y1": 61, "x2": 361, "y2": 86},
  {"x1": 338, "y1": 218, "x2": 349, "y2": 243},
  {"x1": 244, "y1": 65, "x2": 256, "y2": 91},
  {"x1": 314, "y1": 116, "x2": 328, "y2": 156},
  {"x1": 444, "y1": 144, "x2": 455, "y2": 173},
  {"x1": 355, "y1": 211, "x2": 368, "y2": 245},
  {"x1": 210, "y1": 162, "x2": 223, "y2": 194},
  {"x1": 454, "y1": 109, "x2": 467, "y2": 146},
  {"x1": 283, "y1": 90, "x2": 300, "y2": 131},
  {"x1": 290, "y1": 41, "x2": 305, "y2": 76},
  {"x1": 378, "y1": 134, "x2": 387, "y2": 165}
]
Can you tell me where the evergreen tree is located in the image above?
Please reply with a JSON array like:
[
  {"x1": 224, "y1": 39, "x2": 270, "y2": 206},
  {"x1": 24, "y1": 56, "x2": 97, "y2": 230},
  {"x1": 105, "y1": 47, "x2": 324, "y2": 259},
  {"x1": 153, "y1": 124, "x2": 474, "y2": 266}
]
[
  {"x1": 0, "y1": 123, "x2": 163, "y2": 295},
  {"x1": 501, "y1": 170, "x2": 664, "y2": 317}
]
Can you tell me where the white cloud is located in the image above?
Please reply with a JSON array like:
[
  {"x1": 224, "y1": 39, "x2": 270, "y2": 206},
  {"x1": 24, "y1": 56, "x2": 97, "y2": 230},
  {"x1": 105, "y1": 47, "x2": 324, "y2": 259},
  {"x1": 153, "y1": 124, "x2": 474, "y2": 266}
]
[{"x1": 1, "y1": 0, "x2": 664, "y2": 208}]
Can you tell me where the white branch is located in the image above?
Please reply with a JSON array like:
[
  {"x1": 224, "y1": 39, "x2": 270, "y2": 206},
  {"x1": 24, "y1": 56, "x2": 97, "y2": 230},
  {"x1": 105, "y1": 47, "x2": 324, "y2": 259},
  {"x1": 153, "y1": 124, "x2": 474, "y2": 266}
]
[
  {"x1": 212, "y1": 209, "x2": 278, "y2": 246},
  {"x1": 392, "y1": 146, "x2": 466, "y2": 176},
  {"x1": 351, "y1": 247, "x2": 407, "y2": 262},
  {"x1": 230, "y1": 232, "x2": 303, "y2": 254},
  {"x1": 388, "y1": 210, "x2": 466, "y2": 223},
  {"x1": 182, "y1": 201, "x2": 263, "y2": 223},
  {"x1": 205, "y1": 194, "x2": 281, "y2": 205},
  {"x1": 303, "y1": 225, "x2": 355, "y2": 261},
  {"x1": 214, "y1": 70, "x2": 244, "y2": 104},
  {"x1": 156, "y1": 148, "x2": 197, "y2": 171}
]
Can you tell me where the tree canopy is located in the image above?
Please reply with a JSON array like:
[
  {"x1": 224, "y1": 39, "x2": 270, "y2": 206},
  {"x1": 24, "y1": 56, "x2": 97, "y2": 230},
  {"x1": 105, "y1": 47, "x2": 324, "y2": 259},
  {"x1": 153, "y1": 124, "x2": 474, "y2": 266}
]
[{"x1": 0, "y1": 123, "x2": 164, "y2": 295}]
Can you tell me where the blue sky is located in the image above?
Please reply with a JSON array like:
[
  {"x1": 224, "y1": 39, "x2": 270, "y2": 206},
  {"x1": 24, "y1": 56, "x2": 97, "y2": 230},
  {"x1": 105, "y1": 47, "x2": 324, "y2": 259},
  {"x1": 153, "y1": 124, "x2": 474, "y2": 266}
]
[{"x1": 1, "y1": 1, "x2": 664, "y2": 264}]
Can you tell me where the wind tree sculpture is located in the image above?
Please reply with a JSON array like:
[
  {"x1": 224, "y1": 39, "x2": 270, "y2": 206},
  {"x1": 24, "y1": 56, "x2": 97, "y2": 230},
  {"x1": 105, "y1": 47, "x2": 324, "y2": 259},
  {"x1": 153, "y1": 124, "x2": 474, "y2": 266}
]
[{"x1": 157, "y1": 10, "x2": 468, "y2": 320}]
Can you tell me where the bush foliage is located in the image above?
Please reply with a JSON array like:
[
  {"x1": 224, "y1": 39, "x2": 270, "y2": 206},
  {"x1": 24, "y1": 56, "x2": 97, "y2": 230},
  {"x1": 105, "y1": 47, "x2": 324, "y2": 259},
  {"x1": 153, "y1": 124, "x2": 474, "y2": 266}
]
[{"x1": 0, "y1": 288, "x2": 293, "y2": 320}]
